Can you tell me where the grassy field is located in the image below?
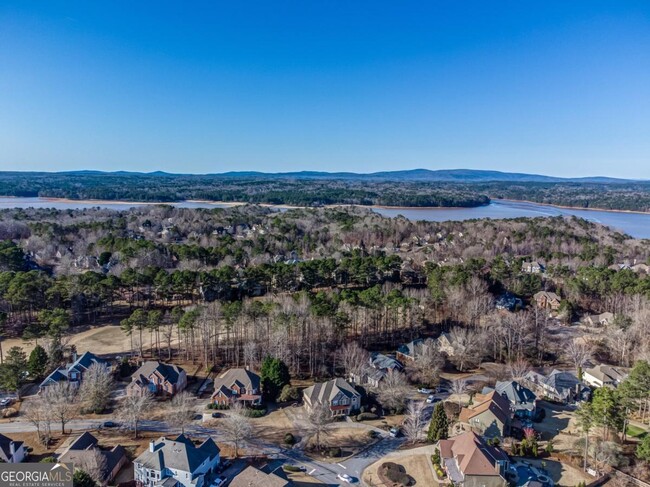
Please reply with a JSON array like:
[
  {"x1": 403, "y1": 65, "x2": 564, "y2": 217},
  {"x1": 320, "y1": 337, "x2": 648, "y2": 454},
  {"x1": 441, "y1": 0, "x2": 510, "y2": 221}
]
[{"x1": 626, "y1": 424, "x2": 648, "y2": 439}]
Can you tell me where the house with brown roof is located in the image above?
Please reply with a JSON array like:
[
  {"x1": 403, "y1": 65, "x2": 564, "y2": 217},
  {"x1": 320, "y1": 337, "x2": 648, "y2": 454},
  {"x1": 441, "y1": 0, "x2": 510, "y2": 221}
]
[
  {"x1": 438, "y1": 431, "x2": 509, "y2": 487},
  {"x1": 127, "y1": 361, "x2": 187, "y2": 398},
  {"x1": 303, "y1": 378, "x2": 361, "y2": 417},
  {"x1": 533, "y1": 291, "x2": 561, "y2": 311},
  {"x1": 58, "y1": 432, "x2": 127, "y2": 487},
  {"x1": 211, "y1": 368, "x2": 262, "y2": 406},
  {"x1": 459, "y1": 391, "x2": 512, "y2": 439},
  {"x1": 229, "y1": 465, "x2": 289, "y2": 487}
]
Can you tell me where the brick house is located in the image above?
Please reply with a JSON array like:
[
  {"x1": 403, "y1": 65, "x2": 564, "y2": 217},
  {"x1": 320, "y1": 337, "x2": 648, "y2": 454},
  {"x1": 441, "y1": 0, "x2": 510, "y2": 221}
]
[
  {"x1": 303, "y1": 378, "x2": 361, "y2": 417},
  {"x1": 127, "y1": 361, "x2": 187, "y2": 398},
  {"x1": 211, "y1": 368, "x2": 262, "y2": 406}
]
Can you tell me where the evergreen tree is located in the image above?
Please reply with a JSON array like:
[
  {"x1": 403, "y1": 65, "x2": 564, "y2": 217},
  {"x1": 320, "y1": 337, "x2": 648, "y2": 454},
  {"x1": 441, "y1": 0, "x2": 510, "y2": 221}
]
[
  {"x1": 27, "y1": 345, "x2": 49, "y2": 378},
  {"x1": 73, "y1": 469, "x2": 98, "y2": 487},
  {"x1": 637, "y1": 435, "x2": 650, "y2": 462},
  {"x1": 0, "y1": 347, "x2": 28, "y2": 398},
  {"x1": 591, "y1": 387, "x2": 625, "y2": 440},
  {"x1": 260, "y1": 356, "x2": 291, "y2": 401},
  {"x1": 427, "y1": 402, "x2": 449, "y2": 442}
]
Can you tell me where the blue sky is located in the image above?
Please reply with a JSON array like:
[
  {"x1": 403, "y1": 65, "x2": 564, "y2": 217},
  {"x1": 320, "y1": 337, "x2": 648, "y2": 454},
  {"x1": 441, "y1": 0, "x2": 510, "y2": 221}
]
[{"x1": 1, "y1": 1, "x2": 649, "y2": 178}]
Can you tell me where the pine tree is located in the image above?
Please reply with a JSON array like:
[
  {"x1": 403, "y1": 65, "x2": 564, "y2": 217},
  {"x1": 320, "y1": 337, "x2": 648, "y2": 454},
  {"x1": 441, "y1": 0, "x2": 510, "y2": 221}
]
[
  {"x1": 73, "y1": 469, "x2": 98, "y2": 487},
  {"x1": 427, "y1": 402, "x2": 449, "y2": 442},
  {"x1": 0, "y1": 346, "x2": 28, "y2": 398},
  {"x1": 27, "y1": 345, "x2": 49, "y2": 379}
]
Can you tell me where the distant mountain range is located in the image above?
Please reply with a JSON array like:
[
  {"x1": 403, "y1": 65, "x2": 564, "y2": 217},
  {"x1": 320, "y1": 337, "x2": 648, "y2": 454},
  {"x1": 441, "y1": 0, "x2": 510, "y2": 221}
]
[
  {"x1": 48, "y1": 168, "x2": 636, "y2": 183},
  {"x1": 1, "y1": 168, "x2": 638, "y2": 183}
]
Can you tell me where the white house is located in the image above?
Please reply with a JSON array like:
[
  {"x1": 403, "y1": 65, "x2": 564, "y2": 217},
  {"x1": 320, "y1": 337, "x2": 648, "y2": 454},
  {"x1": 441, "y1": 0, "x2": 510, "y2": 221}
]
[
  {"x1": 583, "y1": 364, "x2": 627, "y2": 389},
  {"x1": 134, "y1": 435, "x2": 220, "y2": 487}
]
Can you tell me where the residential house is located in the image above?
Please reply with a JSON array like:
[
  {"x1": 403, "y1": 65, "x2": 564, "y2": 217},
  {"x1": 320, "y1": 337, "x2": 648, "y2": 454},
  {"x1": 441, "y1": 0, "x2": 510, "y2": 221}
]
[
  {"x1": 211, "y1": 368, "x2": 262, "y2": 406},
  {"x1": 459, "y1": 391, "x2": 512, "y2": 439},
  {"x1": 532, "y1": 291, "x2": 562, "y2": 311},
  {"x1": 523, "y1": 370, "x2": 590, "y2": 404},
  {"x1": 350, "y1": 353, "x2": 403, "y2": 388},
  {"x1": 493, "y1": 381, "x2": 537, "y2": 419},
  {"x1": 58, "y1": 432, "x2": 127, "y2": 486},
  {"x1": 583, "y1": 364, "x2": 628, "y2": 389},
  {"x1": 303, "y1": 378, "x2": 361, "y2": 416},
  {"x1": 134, "y1": 435, "x2": 220, "y2": 487},
  {"x1": 127, "y1": 361, "x2": 187, "y2": 398},
  {"x1": 438, "y1": 431, "x2": 509, "y2": 487},
  {"x1": 495, "y1": 293, "x2": 523, "y2": 312},
  {"x1": 522, "y1": 262, "x2": 545, "y2": 274},
  {"x1": 40, "y1": 351, "x2": 109, "y2": 391},
  {"x1": 396, "y1": 333, "x2": 455, "y2": 362},
  {"x1": 229, "y1": 466, "x2": 289, "y2": 487},
  {"x1": 0, "y1": 433, "x2": 27, "y2": 463},
  {"x1": 583, "y1": 312, "x2": 615, "y2": 327}
]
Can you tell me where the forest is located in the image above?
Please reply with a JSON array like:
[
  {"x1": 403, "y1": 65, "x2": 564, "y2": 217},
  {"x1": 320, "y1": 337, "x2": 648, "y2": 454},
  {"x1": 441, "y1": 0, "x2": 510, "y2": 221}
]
[
  {"x1": 0, "y1": 203, "x2": 649, "y2": 380},
  {"x1": 2, "y1": 171, "x2": 650, "y2": 211}
]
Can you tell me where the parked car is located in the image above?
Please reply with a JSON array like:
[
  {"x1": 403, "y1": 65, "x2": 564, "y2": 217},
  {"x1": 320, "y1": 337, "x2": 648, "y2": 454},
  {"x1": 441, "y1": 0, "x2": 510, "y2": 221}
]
[
  {"x1": 337, "y1": 473, "x2": 356, "y2": 483},
  {"x1": 211, "y1": 412, "x2": 222, "y2": 418},
  {"x1": 0, "y1": 398, "x2": 13, "y2": 407},
  {"x1": 211, "y1": 477, "x2": 226, "y2": 487},
  {"x1": 417, "y1": 387, "x2": 433, "y2": 394},
  {"x1": 426, "y1": 395, "x2": 441, "y2": 404},
  {"x1": 389, "y1": 426, "x2": 401, "y2": 437},
  {"x1": 102, "y1": 421, "x2": 118, "y2": 428}
]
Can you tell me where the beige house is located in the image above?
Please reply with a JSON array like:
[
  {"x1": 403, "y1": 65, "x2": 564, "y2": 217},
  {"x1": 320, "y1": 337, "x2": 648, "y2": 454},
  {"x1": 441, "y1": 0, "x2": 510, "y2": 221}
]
[
  {"x1": 438, "y1": 431, "x2": 509, "y2": 487},
  {"x1": 303, "y1": 378, "x2": 361, "y2": 416},
  {"x1": 583, "y1": 364, "x2": 627, "y2": 389},
  {"x1": 583, "y1": 312, "x2": 614, "y2": 327},
  {"x1": 127, "y1": 361, "x2": 187, "y2": 398},
  {"x1": 459, "y1": 391, "x2": 512, "y2": 439}
]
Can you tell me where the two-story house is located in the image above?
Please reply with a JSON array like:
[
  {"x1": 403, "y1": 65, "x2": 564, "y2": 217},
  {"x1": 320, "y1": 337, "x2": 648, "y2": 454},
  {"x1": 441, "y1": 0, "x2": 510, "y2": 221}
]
[
  {"x1": 350, "y1": 353, "x2": 403, "y2": 388},
  {"x1": 127, "y1": 361, "x2": 187, "y2": 398},
  {"x1": 459, "y1": 391, "x2": 512, "y2": 439},
  {"x1": 211, "y1": 368, "x2": 262, "y2": 406},
  {"x1": 0, "y1": 433, "x2": 27, "y2": 463},
  {"x1": 438, "y1": 431, "x2": 509, "y2": 487},
  {"x1": 134, "y1": 435, "x2": 220, "y2": 487},
  {"x1": 39, "y1": 351, "x2": 109, "y2": 392},
  {"x1": 492, "y1": 380, "x2": 538, "y2": 420},
  {"x1": 523, "y1": 369, "x2": 590, "y2": 404},
  {"x1": 303, "y1": 378, "x2": 361, "y2": 416},
  {"x1": 533, "y1": 292, "x2": 562, "y2": 312}
]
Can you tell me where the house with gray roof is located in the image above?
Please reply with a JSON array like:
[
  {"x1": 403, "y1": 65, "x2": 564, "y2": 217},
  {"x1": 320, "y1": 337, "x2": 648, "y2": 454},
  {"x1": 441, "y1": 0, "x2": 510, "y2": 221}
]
[
  {"x1": 39, "y1": 351, "x2": 109, "y2": 392},
  {"x1": 303, "y1": 378, "x2": 361, "y2": 416},
  {"x1": 583, "y1": 364, "x2": 627, "y2": 389},
  {"x1": 493, "y1": 380, "x2": 538, "y2": 419},
  {"x1": 523, "y1": 369, "x2": 590, "y2": 404},
  {"x1": 127, "y1": 361, "x2": 187, "y2": 398},
  {"x1": 134, "y1": 434, "x2": 220, "y2": 487},
  {"x1": 0, "y1": 433, "x2": 27, "y2": 463},
  {"x1": 211, "y1": 368, "x2": 261, "y2": 406},
  {"x1": 58, "y1": 432, "x2": 127, "y2": 486},
  {"x1": 350, "y1": 352, "x2": 403, "y2": 388}
]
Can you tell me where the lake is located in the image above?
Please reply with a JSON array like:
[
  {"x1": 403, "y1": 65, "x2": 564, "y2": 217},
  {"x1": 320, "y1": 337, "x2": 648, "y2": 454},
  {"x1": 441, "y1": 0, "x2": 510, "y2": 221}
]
[{"x1": 0, "y1": 197, "x2": 648, "y2": 239}]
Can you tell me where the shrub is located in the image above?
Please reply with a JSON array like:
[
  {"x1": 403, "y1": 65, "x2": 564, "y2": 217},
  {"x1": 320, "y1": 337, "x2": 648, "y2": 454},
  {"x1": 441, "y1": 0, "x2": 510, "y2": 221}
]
[
  {"x1": 283, "y1": 465, "x2": 302, "y2": 472},
  {"x1": 1, "y1": 408, "x2": 17, "y2": 418},
  {"x1": 368, "y1": 430, "x2": 379, "y2": 439},
  {"x1": 379, "y1": 462, "x2": 411, "y2": 486},
  {"x1": 327, "y1": 447, "x2": 342, "y2": 457},
  {"x1": 243, "y1": 407, "x2": 267, "y2": 418},
  {"x1": 284, "y1": 433, "x2": 296, "y2": 445},
  {"x1": 278, "y1": 385, "x2": 300, "y2": 403},
  {"x1": 356, "y1": 412, "x2": 379, "y2": 421}
]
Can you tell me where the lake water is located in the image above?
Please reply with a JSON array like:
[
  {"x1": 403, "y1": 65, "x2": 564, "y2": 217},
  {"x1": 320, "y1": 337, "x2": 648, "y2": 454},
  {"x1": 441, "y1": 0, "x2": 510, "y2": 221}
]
[{"x1": 0, "y1": 197, "x2": 648, "y2": 239}]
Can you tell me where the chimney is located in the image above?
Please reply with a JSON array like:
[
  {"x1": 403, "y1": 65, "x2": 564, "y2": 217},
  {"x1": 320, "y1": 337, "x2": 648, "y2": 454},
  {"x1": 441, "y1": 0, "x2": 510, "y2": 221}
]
[
  {"x1": 149, "y1": 440, "x2": 156, "y2": 453},
  {"x1": 9, "y1": 441, "x2": 16, "y2": 457},
  {"x1": 72, "y1": 351, "x2": 78, "y2": 363}
]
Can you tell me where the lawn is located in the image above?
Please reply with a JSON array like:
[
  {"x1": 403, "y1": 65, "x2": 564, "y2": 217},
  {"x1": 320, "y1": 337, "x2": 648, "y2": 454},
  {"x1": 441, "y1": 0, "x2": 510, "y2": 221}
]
[{"x1": 626, "y1": 424, "x2": 648, "y2": 439}]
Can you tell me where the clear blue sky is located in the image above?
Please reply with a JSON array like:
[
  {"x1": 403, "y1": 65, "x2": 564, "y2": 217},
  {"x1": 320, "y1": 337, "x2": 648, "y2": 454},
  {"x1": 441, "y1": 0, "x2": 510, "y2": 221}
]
[{"x1": 1, "y1": 1, "x2": 649, "y2": 178}]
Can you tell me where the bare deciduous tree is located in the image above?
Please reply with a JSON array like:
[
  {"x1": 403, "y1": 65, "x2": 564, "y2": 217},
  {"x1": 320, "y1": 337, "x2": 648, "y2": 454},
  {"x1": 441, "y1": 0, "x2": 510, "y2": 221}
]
[
  {"x1": 167, "y1": 391, "x2": 197, "y2": 434},
  {"x1": 305, "y1": 401, "x2": 334, "y2": 452},
  {"x1": 338, "y1": 342, "x2": 370, "y2": 379},
  {"x1": 565, "y1": 340, "x2": 592, "y2": 378},
  {"x1": 44, "y1": 382, "x2": 77, "y2": 434},
  {"x1": 80, "y1": 362, "x2": 114, "y2": 413},
  {"x1": 449, "y1": 327, "x2": 484, "y2": 372},
  {"x1": 402, "y1": 400, "x2": 426, "y2": 444},
  {"x1": 117, "y1": 393, "x2": 154, "y2": 439},
  {"x1": 222, "y1": 402, "x2": 254, "y2": 457},
  {"x1": 77, "y1": 448, "x2": 108, "y2": 484},
  {"x1": 448, "y1": 378, "x2": 469, "y2": 407},
  {"x1": 507, "y1": 358, "x2": 531, "y2": 381},
  {"x1": 377, "y1": 369, "x2": 411, "y2": 413},
  {"x1": 23, "y1": 396, "x2": 53, "y2": 447}
]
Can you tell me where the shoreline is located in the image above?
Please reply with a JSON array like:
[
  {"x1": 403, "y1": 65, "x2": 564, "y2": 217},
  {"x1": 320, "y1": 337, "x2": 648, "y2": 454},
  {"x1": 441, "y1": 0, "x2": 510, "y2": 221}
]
[
  {"x1": 495, "y1": 198, "x2": 650, "y2": 215},
  {"x1": 1, "y1": 196, "x2": 648, "y2": 215}
]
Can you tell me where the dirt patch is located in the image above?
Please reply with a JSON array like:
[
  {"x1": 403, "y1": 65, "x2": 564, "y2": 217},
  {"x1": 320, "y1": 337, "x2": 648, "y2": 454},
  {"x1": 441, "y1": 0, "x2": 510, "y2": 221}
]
[
  {"x1": 250, "y1": 408, "x2": 298, "y2": 444},
  {"x1": 286, "y1": 471, "x2": 326, "y2": 486},
  {"x1": 4, "y1": 431, "x2": 64, "y2": 460},
  {"x1": 305, "y1": 426, "x2": 378, "y2": 462}
]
